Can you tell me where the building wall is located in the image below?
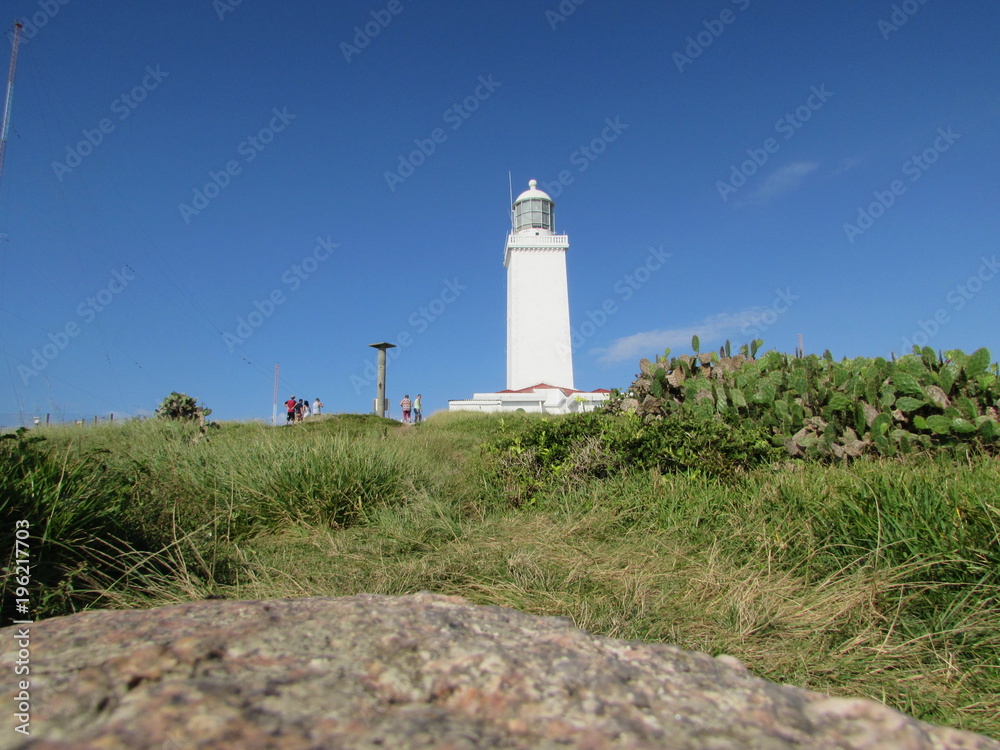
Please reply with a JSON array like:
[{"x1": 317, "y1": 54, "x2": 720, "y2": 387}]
[
  {"x1": 448, "y1": 391, "x2": 610, "y2": 414},
  {"x1": 506, "y1": 247, "x2": 574, "y2": 390}
]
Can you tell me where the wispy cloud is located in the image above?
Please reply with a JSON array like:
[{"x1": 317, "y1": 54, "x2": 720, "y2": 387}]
[
  {"x1": 741, "y1": 161, "x2": 818, "y2": 205},
  {"x1": 828, "y1": 154, "x2": 865, "y2": 178},
  {"x1": 593, "y1": 309, "x2": 765, "y2": 363}
]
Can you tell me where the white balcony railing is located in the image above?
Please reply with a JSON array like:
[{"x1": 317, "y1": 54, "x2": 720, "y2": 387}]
[{"x1": 505, "y1": 232, "x2": 568, "y2": 245}]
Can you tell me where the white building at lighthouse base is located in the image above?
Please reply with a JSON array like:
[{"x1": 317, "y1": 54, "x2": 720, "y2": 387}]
[{"x1": 449, "y1": 383, "x2": 611, "y2": 414}]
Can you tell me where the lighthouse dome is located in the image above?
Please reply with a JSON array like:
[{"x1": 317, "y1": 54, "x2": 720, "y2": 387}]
[{"x1": 512, "y1": 179, "x2": 555, "y2": 233}]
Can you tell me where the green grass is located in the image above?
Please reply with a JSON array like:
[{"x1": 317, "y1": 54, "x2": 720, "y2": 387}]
[{"x1": 1, "y1": 412, "x2": 998, "y2": 738}]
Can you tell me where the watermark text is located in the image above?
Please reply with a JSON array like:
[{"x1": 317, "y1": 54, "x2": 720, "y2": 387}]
[{"x1": 843, "y1": 127, "x2": 958, "y2": 244}]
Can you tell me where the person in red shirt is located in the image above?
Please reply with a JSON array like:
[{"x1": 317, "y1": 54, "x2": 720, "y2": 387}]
[{"x1": 285, "y1": 395, "x2": 297, "y2": 424}]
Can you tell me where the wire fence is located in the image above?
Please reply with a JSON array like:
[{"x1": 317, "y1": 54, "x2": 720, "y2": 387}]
[{"x1": 0, "y1": 413, "x2": 137, "y2": 433}]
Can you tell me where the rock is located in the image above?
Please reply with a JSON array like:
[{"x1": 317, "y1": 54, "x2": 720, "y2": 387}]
[{"x1": 1, "y1": 593, "x2": 997, "y2": 750}]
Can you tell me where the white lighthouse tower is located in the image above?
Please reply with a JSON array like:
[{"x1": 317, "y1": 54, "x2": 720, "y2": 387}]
[
  {"x1": 449, "y1": 178, "x2": 610, "y2": 414},
  {"x1": 505, "y1": 179, "x2": 573, "y2": 390}
]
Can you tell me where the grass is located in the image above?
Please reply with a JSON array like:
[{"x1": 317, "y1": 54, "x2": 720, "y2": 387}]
[{"x1": 1, "y1": 411, "x2": 998, "y2": 738}]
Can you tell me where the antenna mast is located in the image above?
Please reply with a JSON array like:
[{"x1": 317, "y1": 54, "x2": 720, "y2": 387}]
[
  {"x1": 508, "y1": 171, "x2": 514, "y2": 233},
  {"x1": 0, "y1": 21, "x2": 24, "y2": 192}
]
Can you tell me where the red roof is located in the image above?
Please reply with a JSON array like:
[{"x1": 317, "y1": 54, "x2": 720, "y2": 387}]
[{"x1": 495, "y1": 383, "x2": 611, "y2": 396}]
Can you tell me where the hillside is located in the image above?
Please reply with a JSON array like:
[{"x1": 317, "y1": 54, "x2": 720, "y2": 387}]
[{"x1": 2, "y1": 407, "x2": 998, "y2": 738}]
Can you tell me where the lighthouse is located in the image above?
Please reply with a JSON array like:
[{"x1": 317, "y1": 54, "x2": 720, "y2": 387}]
[
  {"x1": 505, "y1": 179, "x2": 573, "y2": 390},
  {"x1": 449, "y1": 178, "x2": 610, "y2": 414}
]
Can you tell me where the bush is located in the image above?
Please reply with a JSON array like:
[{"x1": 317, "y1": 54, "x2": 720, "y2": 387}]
[
  {"x1": 483, "y1": 411, "x2": 779, "y2": 506},
  {"x1": 613, "y1": 344, "x2": 1000, "y2": 459},
  {"x1": 156, "y1": 392, "x2": 211, "y2": 422}
]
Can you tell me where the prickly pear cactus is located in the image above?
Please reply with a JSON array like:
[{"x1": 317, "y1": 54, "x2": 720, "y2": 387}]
[
  {"x1": 155, "y1": 392, "x2": 212, "y2": 422},
  {"x1": 608, "y1": 341, "x2": 1000, "y2": 459}
]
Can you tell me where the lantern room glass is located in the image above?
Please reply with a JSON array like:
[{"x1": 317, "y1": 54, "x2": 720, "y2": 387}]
[{"x1": 514, "y1": 198, "x2": 554, "y2": 232}]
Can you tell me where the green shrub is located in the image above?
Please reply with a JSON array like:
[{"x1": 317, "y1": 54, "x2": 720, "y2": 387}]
[
  {"x1": 483, "y1": 411, "x2": 779, "y2": 506},
  {"x1": 155, "y1": 392, "x2": 212, "y2": 422}
]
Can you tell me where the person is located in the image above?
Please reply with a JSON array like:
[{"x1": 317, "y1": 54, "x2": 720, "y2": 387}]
[
  {"x1": 301, "y1": 399, "x2": 311, "y2": 419},
  {"x1": 285, "y1": 395, "x2": 297, "y2": 424},
  {"x1": 399, "y1": 394, "x2": 412, "y2": 424},
  {"x1": 312, "y1": 397, "x2": 323, "y2": 416},
  {"x1": 413, "y1": 394, "x2": 423, "y2": 424},
  {"x1": 295, "y1": 399, "x2": 305, "y2": 423}
]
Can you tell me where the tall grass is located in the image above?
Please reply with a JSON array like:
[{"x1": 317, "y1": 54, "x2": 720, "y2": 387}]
[
  {"x1": 41, "y1": 416, "x2": 430, "y2": 537},
  {"x1": 2, "y1": 413, "x2": 998, "y2": 738},
  {"x1": 0, "y1": 416, "x2": 430, "y2": 617},
  {"x1": 0, "y1": 428, "x2": 156, "y2": 618}
]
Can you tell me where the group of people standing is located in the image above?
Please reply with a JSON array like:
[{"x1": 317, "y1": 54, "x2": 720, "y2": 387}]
[
  {"x1": 285, "y1": 396, "x2": 323, "y2": 423},
  {"x1": 399, "y1": 394, "x2": 422, "y2": 424},
  {"x1": 282, "y1": 394, "x2": 423, "y2": 424}
]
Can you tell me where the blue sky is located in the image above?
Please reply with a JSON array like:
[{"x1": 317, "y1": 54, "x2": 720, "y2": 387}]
[{"x1": 0, "y1": 0, "x2": 998, "y2": 425}]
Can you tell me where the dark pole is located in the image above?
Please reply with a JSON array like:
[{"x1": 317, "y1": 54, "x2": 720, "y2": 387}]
[{"x1": 368, "y1": 342, "x2": 396, "y2": 418}]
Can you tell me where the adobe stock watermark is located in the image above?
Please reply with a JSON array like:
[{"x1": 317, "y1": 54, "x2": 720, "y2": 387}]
[
  {"x1": 9, "y1": 0, "x2": 73, "y2": 45},
  {"x1": 878, "y1": 0, "x2": 931, "y2": 41},
  {"x1": 213, "y1": 0, "x2": 245, "y2": 21},
  {"x1": 900, "y1": 255, "x2": 998, "y2": 352},
  {"x1": 716, "y1": 85, "x2": 832, "y2": 202},
  {"x1": 546, "y1": 0, "x2": 585, "y2": 30},
  {"x1": 673, "y1": 0, "x2": 752, "y2": 73},
  {"x1": 559, "y1": 244, "x2": 672, "y2": 356},
  {"x1": 177, "y1": 107, "x2": 296, "y2": 224},
  {"x1": 739, "y1": 288, "x2": 798, "y2": 339},
  {"x1": 341, "y1": 0, "x2": 410, "y2": 63},
  {"x1": 11, "y1": 518, "x2": 32, "y2": 737},
  {"x1": 843, "y1": 126, "x2": 959, "y2": 244},
  {"x1": 349, "y1": 278, "x2": 467, "y2": 393},
  {"x1": 384, "y1": 75, "x2": 501, "y2": 192},
  {"x1": 51, "y1": 65, "x2": 169, "y2": 182},
  {"x1": 536, "y1": 116, "x2": 629, "y2": 199},
  {"x1": 223, "y1": 236, "x2": 339, "y2": 353},
  {"x1": 18, "y1": 266, "x2": 136, "y2": 384}
]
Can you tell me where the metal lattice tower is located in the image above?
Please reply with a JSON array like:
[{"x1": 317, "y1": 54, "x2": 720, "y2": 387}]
[{"x1": 0, "y1": 21, "x2": 25, "y2": 193}]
